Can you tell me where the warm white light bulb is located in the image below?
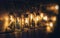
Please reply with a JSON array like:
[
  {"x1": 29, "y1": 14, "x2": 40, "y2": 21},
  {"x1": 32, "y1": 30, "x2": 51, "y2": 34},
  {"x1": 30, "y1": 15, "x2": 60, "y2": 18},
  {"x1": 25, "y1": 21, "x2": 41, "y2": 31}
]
[
  {"x1": 40, "y1": 13, "x2": 44, "y2": 18},
  {"x1": 49, "y1": 22, "x2": 53, "y2": 27},
  {"x1": 55, "y1": 5, "x2": 59, "y2": 10},
  {"x1": 43, "y1": 16, "x2": 48, "y2": 21},
  {"x1": 46, "y1": 26, "x2": 51, "y2": 32}
]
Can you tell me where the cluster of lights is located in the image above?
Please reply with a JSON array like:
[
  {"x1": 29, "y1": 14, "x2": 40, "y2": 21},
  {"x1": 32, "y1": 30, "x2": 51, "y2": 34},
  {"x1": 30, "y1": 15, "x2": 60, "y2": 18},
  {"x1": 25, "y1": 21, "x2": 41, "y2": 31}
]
[
  {"x1": 2, "y1": 12, "x2": 57, "y2": 33},
  {"x1": 0, "y1": 4, "x2": 59, "y2": 33}
]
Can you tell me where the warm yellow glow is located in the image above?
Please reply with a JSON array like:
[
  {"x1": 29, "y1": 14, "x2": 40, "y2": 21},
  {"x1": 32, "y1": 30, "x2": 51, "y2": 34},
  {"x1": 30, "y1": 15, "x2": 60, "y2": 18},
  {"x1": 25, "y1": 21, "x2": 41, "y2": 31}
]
[
  {"x1": 49, "y1": 22, "x2": 53, "y2": 27},
  {"x1": 36, "y1": 16, "x2": 40, "y2": 21},
  {"x1": 46, "y1": 22, "x2": 53, "y2": 28},
  {"x1": 21, "y1": 18, "x2": 24, "y2": 25},
  {"x1": 51, "y1": 16, "x2": 56, "y2": 22},
  {"x1": 50, "y1": 6, "x2": 55, "y2": 10},
  {"x1": 33, "y1": 16, "x2": 40, "y2": 27},
  {"x1": 19, "y1": 18, "x2": 21, "y2": 26},
  {"x1": 4, "y1": 16, "x2": 9, "y2": 31},
  {"x1": 47, "y1": 5, "x2": 59, "y2": 14},
  {"x1": 55, "y1": 5, "x2": 59, "y2": 10},
  {"x1": 0, "y1": 8, "x2": 57, "y2": 33},
  {"x1": 21, "y1": 18, "x2": 25, "y2": 28},
  {"x1": 46, "y1": 26, "x2": 51, "y2": 32},
  {"x1": 21, "y1": 15, "x2": 25, "y2": 28},
  {"x1": 10, "y1": 15, "x2": 15, "y2": 22},
  {"x1": 25, "y1": 18, "x2": 29, "y2": 24},
  {"x1": 40, "y1": 13, "x2": 44, "y2": 18},
  {"x1": 50, "y1": 5, "x2": 59, "y2": 10},
  {"x1": 5, "y1": 17, "x2": 9, "y2": 21},
  {"x1": 29, "y1": 14, "x2": 34, "y2": 20},
  {"x1": 43, "y1": 16, "x2": 48, "y2": 21}
]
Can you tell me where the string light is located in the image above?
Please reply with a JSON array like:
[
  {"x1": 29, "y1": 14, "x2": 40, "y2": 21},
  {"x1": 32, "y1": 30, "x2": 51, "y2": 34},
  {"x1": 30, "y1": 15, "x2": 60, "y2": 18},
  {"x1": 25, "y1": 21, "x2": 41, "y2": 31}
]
[
  {"x1": 2, "y1": 13, "x2": 57, "y2": 32},
  {"x1": 1, "y1": 4, "x2": 58, "y2": 33},
  {"x1": 47, "y1": 4, "x2": 59, "y2": 14}
]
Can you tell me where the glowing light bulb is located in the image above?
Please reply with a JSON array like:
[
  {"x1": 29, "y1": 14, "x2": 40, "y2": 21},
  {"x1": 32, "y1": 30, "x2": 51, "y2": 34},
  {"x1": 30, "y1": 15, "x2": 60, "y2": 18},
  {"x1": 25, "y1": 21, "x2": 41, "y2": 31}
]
[
  {"x1": 46, "y1": 26, "x2": 51, "y2": 32},
  {"x1": 55, "y1": 5, "x2": 59, "y2": 10},
  {"x1": 10, "y1": 15, "x2": 15, "y2": 22},
  {"x1": 25, "y1": 18, "x2": 29, "y2": 24},
  {"x1": 19, "y1": 18, "x2": 21, "y2": 26},
  {"x1": 47, "y1": 4, "x2": 59, "y2": 11},
  {"x1": 40, "y1": 13, "x2": 44, "y2": 18},
  {"x1": 51, "y1": 16, "x2": 56, "y2": 22},
  {"x1": 49, "y1": 22, "x2": 53, "y2": 27},
  {"x1": 22, "y1": 18, "x2": 24, "y2": 25},
  {"x1": 43, "y1": 16, "x2": 48, "y2": 21},
  {"x1": 36, "y1": 16, "x2": 39, "y2": 21},
  {"x1": 30, "y1": 14, "x2": 33, "y2": 20},
  {"x1": 46, "y1": 22, "x2": 53, "y2": 28},
  {"x1": 4, "y1": 16, "x2": 9, "y2": 31}
]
